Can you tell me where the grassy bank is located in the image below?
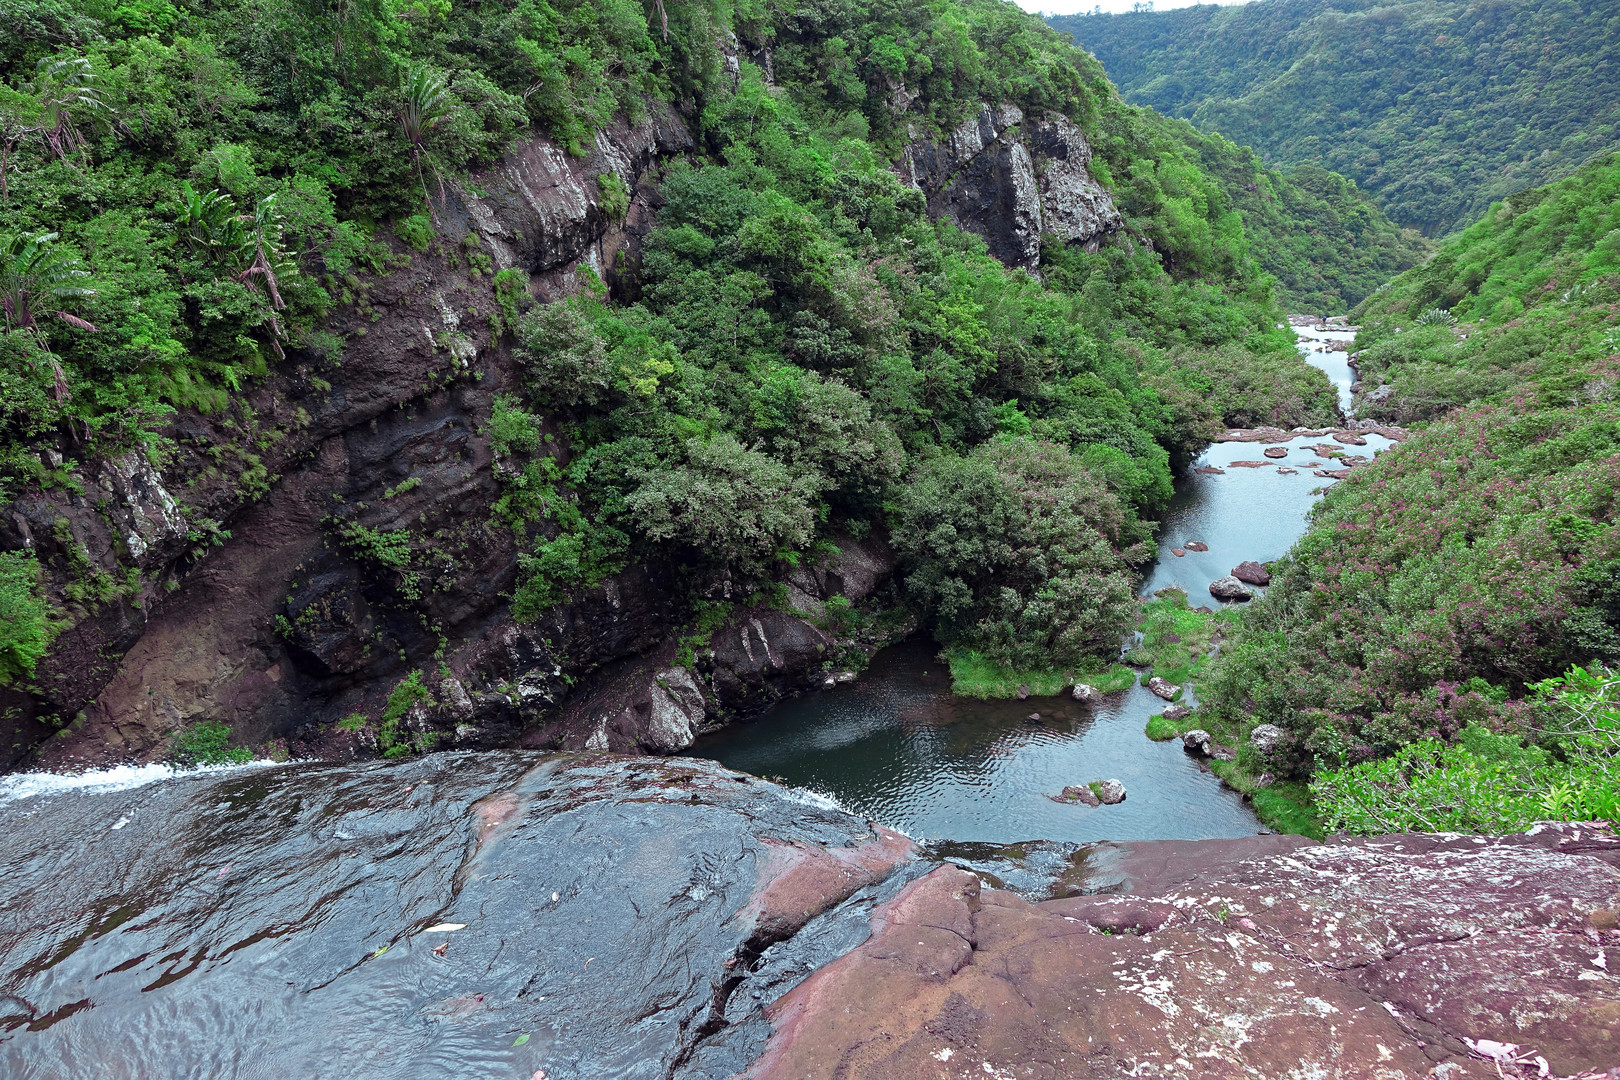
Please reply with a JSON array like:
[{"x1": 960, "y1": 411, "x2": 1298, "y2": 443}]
[{"x1": 946, "y1": 648, "x2": 1136, "y2": 700}]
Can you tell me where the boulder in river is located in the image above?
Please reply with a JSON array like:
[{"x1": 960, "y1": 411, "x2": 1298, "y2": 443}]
[
  {"x1": 1057, "y1": 784, "x2": 1101, "y2": 807},
  {"x1": 1170, "y1": 547, "x2": 1185, "y2": 557},
  {"x1": 1016, "y1": 683, "x2": 1031, "y2": 700},
  {"x1": 1231, "y1": 561, "x2": 1272, "y2": 586},
  {"x1": 1181, "y1": 729, "x2": 1213, "y2": 756},
  {"x1": 1208, "y1": 576, "x2": 1253, "y2": 601},
  {"x1": 1333, "y1": 431, "x2": 1369, "y2": 446},
  {"x1": 1263, "y1": 447, "x2": 1288, "y2": 459},
  {"x1": 1161, "y1": 704, "x2": 1191, "y2": 721},
  {"x1": 1025, "y1": 712, "x2": 1042, "y2": 723},
  {"x1": 1095, "y1": 778, "x2": 1127, "y2": 804},
  {"x1": 1146, "y1": 676, "x2": 1179, "y2": 700},
  {"x1": 1229, "y1": 460, "x2": 1268, "y2": 468},
  {"x1": 1071, "y1": 683, "x2": 1100, "y2": 702},
  {"x1": 1184, "y1": 540, "x2": 1208, "y2": 551},
  {"x1": 1193, "y1": 465, "x2": 1225, "y2": 475}
]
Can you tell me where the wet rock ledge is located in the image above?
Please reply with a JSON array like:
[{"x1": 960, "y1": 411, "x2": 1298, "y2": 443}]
[{"x1": 2, "y1": 755, "x2": 1617, "y2": 1079}]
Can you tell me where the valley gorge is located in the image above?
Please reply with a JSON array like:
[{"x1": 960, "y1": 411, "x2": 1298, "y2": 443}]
[{"x1": 1, "y1": 0, "x2": 1618, "y2": 1076}]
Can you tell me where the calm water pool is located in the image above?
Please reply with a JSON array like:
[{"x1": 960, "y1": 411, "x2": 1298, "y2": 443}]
[{"x1": 693, "y1": 327, "x2": 1385, "y2": 843}]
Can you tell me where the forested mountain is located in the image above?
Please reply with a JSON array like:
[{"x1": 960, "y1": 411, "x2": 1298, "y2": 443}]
[
  {"x1": 1141, "y1": 109, "x2": 1425, "y2": 310},
  {"x1": 0, "y1": 0, "x2": 1344, "y2": 761},
  {"x1": 1202, "y1": 151, "x2": 1620, "y2": 830},
  {"x1": 1051, "y1": 0, "x2": 1620, "y2": 235}
]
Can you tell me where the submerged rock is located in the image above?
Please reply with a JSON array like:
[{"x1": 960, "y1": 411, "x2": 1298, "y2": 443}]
[{"x1": 0, "y1": 753, "x2": 919, "y2": 1079}]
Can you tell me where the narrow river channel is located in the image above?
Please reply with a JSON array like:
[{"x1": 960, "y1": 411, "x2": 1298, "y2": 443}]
[{"x1": 691, "y1": 324, "x2": 1388, "y2": 843}]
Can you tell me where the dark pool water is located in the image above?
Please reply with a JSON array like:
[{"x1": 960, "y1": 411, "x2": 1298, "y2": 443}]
[{"x1": 693, "y1": 328, "x2": 1392, "y2": 843}]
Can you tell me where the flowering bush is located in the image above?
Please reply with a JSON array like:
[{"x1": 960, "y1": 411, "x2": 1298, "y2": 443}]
[{"x1": 1313, "y1": 665, "x2": 1620, "y2": 833}]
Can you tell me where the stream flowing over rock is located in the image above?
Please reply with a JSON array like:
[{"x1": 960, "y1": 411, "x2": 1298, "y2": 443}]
[{"x1": 3, "y1": 758, "x2": 1615, "y2": 1079}]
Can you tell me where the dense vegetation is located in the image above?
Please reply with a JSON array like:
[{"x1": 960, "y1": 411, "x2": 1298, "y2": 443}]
[
  {"x1": 1053, "y1": 0, "x2": 1620, "y2": 235},
  {"x1": 1106, "y1": 104, "x2": 1425, "y2": 311},
  {"x1": 0, "y1": 0, "x2": 1346, "y2": 689},
  {"x1": 1198, "y1": 150, "x2": 1620, "y2": 830}
]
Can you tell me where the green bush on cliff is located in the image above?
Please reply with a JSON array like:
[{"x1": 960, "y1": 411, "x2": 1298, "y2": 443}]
[
  {"x1": 0, "y1": 551, "x2": 54, "y2": 685},
  {"x1": 171, "y1": 719, "x2": 252, "y2": 766}
]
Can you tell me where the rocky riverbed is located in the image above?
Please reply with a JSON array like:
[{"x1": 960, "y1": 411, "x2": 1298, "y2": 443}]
[{"x1": 1, "y1": 756, "x2": 1616, "y2": 1079}]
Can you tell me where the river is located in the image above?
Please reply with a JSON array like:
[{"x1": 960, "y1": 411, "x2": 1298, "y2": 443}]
[{"x1": 691, "y1": 324, "x2": 1388, "y2": 843}]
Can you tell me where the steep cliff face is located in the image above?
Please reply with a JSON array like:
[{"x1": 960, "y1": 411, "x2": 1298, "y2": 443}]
[
  {"x1": 901, "y1": 104, "x2": 1122, "y2": 274},
  {"x1": 1, "y1": 102, "x2": 946, "y2": 771}
]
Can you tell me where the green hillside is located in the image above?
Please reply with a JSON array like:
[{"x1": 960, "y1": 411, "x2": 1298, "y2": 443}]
[
  {"x1": 1051, "y1": 0, "x2": 1620, "y2": 236},
  {"x1": 1200, "y1": 151, "x2": 1620, "y2": 831},
  {"x1": 0, "y1": 0, "x2": 1339, "y2": 693}
]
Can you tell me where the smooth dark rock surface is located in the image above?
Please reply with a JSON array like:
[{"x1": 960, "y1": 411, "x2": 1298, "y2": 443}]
[{"x1": 0, "y1": 754, "x2": 917, "y2": 1079}]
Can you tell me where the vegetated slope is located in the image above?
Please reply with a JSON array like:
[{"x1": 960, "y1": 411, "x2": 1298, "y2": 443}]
[
  {"x1": 1135, "y1": 108, "x2": 1426, "y2": 311},
  {"x1": 1199, "y1": 151, "x2": 1620, "y2": 833},
  {"x1": 0, "y1": 0, "x2": 1337, "y2": 762},
  {"x1": 1051, "y1": 0, "x2": 1620, "y2": 235}
]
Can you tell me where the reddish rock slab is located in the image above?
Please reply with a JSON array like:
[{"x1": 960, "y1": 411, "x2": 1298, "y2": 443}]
[
  {"x1": 1232, "y1": 560, "x2": 1272, "y2": 586},
  {"x1": 1193, "y1": 466, "x2": 1225, "y2": 475},
  {"x1": 1263, "y1": 446, "x2": 1289, "y2": 458},
  {"x1": 1333, "y1": 431, "x2": 1369, "y2": 445},
  {"x1": 1170, "y1": 547, "x2": 1185, "y2": 557},
  {"x1": 742, "y1": 826, "x2": 919, "y2": 942},
  {"x1": 1230, "y1": 460, "x2": 1269, "y2": 468},
  {"x1": 745, "y1": 825, "x2": 1620, "y2": 1080},
  {"x1": 1184, "y1": 541, "x2": 1208, "y2": 552}
]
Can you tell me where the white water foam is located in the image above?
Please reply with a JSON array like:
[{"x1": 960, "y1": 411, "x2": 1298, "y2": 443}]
[{"x1": 0, "y1": 760, "x2": 282, "y2": 804}]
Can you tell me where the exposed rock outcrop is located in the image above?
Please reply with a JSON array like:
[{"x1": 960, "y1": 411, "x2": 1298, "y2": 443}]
[
  {"x1": 1232, "y1": 559, "x2": 1272, "y2": 586},
  {"x1": 1146, "y1": 676, "x2": 1180, "y2": 700},
  {"x1": 900, "y1": 104, "x2": 1121, "y2": 274},
  {"x1": 1209, "y1": 575, "x2": 1254, "y2": 601},
  {"x1": 749, "y1": 824, "x2": 1620, "y2": 1080},
  {"x1": 3, "y1": 758, "x2": 1615, "y2": 1079}
]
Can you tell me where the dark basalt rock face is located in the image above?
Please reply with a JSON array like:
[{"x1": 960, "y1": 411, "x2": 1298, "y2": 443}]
[
  {"x1": 3, "y1": 760, "x2": 1615, "y2": 1080},
  {"x1": 0, "y1": 102, "x2": 909, "y2": 773},
  {"x1": 900, "y1": 104, "x2": 1122, "y2": 274}
]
